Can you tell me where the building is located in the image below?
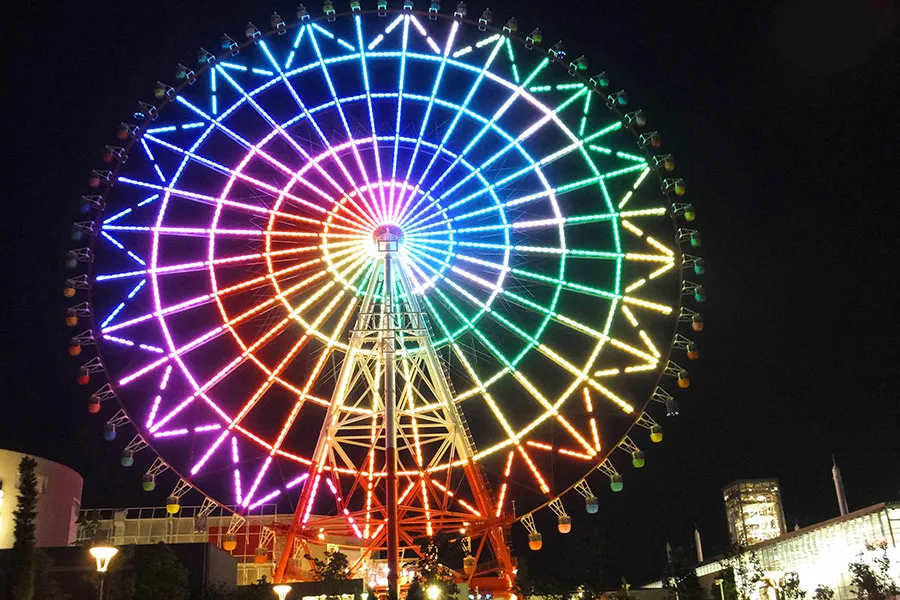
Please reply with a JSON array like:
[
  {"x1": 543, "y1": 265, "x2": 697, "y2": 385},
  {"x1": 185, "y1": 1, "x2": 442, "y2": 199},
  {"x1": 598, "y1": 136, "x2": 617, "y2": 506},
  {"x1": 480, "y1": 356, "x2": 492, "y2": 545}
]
[
  {"x1": 697, "y1": 502, "x2": 900, "y2": 600},
  {"x1": 77, "y1": 504, "x2": 466, "y2": 591},
  {"x1": 723, "y1": 479, "x2": 787, "y2": 547},
  {"x1": 647, "y1": 502, "x2": 900, "y2": 600},
  {"x1": 78, "y1": 503, "x2": 290, "y2": 585},
  {"x1": 0, "y1": 542, "x2": 237, "y2": 600},
  {"x1": 77, "y1": 504, "x2": 485, "y2": 597},
  {"x1": 0, "y1": 449, "x2": 83, "y2": 549}
]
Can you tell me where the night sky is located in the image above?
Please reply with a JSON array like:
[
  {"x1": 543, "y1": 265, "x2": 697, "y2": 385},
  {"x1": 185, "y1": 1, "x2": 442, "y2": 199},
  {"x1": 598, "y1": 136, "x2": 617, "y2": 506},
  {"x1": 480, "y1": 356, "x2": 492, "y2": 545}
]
[{"x1": 3, "y1": 0, "x2": 898, "y2": 586}]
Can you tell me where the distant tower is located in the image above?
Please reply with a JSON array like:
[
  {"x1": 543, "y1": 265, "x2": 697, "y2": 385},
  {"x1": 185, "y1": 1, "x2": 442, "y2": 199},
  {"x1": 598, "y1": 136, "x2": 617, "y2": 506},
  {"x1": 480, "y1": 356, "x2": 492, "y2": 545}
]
[
  {"x1": 722, "y1": 479, "x2": 787, "y2": 546},
  {"x1": 694, "y1": 524, "x2": 704, "y2": 563},
  {"x1": 832, "y1": 456, "x2": 849, "y2": 516}
]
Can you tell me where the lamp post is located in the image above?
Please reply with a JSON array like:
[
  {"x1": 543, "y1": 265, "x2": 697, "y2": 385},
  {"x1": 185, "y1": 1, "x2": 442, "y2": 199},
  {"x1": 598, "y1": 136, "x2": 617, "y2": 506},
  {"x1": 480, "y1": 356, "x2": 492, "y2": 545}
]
[
  {"x1": 89, "y1": 543, "x2": 118, "y2": 600},
  {"x1": 273, "y1": 584, "x2": 293, "y2": 600},
  {"x1": 714, "y1": 579, "x2": 726, "y2": 600},
  {"x1": 427, "y1": 586, "x2": 441, "y2": 600}
]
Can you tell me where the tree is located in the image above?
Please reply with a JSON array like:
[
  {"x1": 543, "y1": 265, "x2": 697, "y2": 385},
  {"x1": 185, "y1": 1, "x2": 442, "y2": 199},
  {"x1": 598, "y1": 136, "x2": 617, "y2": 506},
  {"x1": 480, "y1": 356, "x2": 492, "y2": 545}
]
[
  {"x1": 812, "y1": 585, "x2": 834, "y2": 600},
  {"x1": 307, "y1": 549, "x2": 351, "y2": 582},
  {"x1": 664, "y1": 546, "x2": 706, "y2": 600},
  {"x1": 734, "y1": 551, "x2": 763, "y2": 600},
  {"x1": 202, "y1": 577, "x2": 272, "y2": 600},
  {"x1": 712, "y1": 568, "x2": 738, "y2": 600},
  {"x1": 406, "y1": 541, "x2": 459, "y2": 600},
  {"x1": 33, "y1": 549, "x2": 69, "y2": 600},
  {"x1": 848, "y1": 541, "x2": 900, "y2": 600},
  {"x1": 405, "y1": 578, "x2": 425, "y2": 600},
  {"x1": 609, "y1": 578, "x2": 638, "y2": 600},
  {"x1": 515, "y1": 555, "x2": 567, "y2": 600},
  {"x1": 306, "y1": 550, "x2": 351, "y2": 600},
  {"x1": 132, "y1": 542, "x2": 189, "y2": 600},
  {"x1": 7, "y1": 456, "x2": 38, "y2": 600},
  {"x1": 780, "y1": 572, "x2": 806, "y2": 600}
]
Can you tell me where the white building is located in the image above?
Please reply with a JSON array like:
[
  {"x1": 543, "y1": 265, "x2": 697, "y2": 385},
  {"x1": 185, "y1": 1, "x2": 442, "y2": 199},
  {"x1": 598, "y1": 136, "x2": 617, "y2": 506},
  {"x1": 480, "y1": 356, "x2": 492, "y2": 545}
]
[
  {"x1": 693, "y1": 502, "x2": 900, "y2": 600},
  {"x1": 0, "y1": 449, "x2": 83, "y2": 549},
  {"x1": 77, "y1": 504, "x2": 454, "y2": 589}
]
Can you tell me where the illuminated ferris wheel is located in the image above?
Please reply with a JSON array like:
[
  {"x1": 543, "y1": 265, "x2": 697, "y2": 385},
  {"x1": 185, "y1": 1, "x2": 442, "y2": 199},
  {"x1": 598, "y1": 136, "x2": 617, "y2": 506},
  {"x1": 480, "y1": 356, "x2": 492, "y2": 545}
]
[{"x1": 65, "y1": 2, "x2": 705, "y2": 589}]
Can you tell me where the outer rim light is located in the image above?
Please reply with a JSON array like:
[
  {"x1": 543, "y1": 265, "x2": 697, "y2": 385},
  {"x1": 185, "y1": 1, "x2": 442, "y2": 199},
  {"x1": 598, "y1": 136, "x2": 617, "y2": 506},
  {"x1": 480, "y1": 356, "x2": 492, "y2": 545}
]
[{"x1": 89, "y1": 544, "x2": 119, "y2": 572}]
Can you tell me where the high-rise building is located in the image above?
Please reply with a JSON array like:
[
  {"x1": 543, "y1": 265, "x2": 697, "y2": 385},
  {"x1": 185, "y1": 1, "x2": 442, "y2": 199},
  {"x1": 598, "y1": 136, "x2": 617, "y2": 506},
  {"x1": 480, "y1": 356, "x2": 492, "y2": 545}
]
[{"x1": 723, "y1": 479, "x2": 786, "y2": 546}]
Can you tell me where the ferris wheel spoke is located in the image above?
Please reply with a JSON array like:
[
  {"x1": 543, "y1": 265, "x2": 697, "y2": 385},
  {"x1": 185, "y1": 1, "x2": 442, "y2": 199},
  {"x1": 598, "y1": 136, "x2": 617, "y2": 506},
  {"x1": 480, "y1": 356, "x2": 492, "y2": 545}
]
[
  {"x1": 354, "y1": 16, "x2": 388, "y2": 215},
  {"x1": 409, "y1": 235, "x2": 621, "y2": 261},
  {"x1": 401, "y1": 86, "x2": 587, "y2": 230},
  {"x1": 403, "y1": 57, "x2": 551, "y2": 227},
  {"x1": 418, "y1": 293, "x2": 551, "y2": 494},
  {"x1": 104, "y1": 224, "x2": 365, "y2": 240},
  {"x1": 419, "y1": 295, "x2": 515, "y2": 441},
  {"x1": 150, "y1": 254, "x2": 371, "y2": 435},
  {"x1": 102, "y1": 249, "x2": 356, "y2": 335},
  {"x1": 306, "y1": 26, "x2": 383, "y2": 221},
  {"x1": 413, "y1": 246, "x2": 598, "y2": 360},
  {"x1": 256, "y1": 40, "x2": 384, "y2": 227},
  {"x1": 123, "y1": 139, "x2": 373, "y2": 234},
  {"x1": 407, "y1": 240, "x2": 612, "y2": 303},
  {"x1": 241, "y1": 283, "x2": 366, "y2": 508},
  {"x1": 393, "y1": 20, "x2": 460, "y2": 221},
  {"x1": 190, "y1": 270, "x2": 367, "y2": 478},
  {"x1": 406, "y1": 102, "x2": 622, "y2": 234},
  {"x1": 387, "y1": 16, "x2": 412, "y2": 218},
  {"x1": 145, "y1": 132, "x2": 328, "y2": 216},
  {"x1": 174, "y1": 95, "x2": 380, "y2": 232},
  {"x1": 222, "y1": 247, "x2": 370, "y2": 344},
  {"x1": 404, "y1": 165, "x2": 652, "y2": 236},
  {"x1": 97, "y1": 240, "x2": 356, "y2": 283},
  {"x1": 212, "y1": 67, "x2": 380, "y2": 228},
  {"x1": 119, "y1": 248, "x2": 368, "y2": 388},
  {"x1": 395, "y1": 36, "x2": 506, "y2": 225},
  {"x1": 409, "y1": 246, "x2": 636, "y2": 419}
]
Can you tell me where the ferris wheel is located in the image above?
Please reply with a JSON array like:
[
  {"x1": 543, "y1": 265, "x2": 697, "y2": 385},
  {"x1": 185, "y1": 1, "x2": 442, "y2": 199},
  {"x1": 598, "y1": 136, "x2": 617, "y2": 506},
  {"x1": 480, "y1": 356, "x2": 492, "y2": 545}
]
[{"x1": 65, "y1": 1, "x2": 705, "y2": 590}]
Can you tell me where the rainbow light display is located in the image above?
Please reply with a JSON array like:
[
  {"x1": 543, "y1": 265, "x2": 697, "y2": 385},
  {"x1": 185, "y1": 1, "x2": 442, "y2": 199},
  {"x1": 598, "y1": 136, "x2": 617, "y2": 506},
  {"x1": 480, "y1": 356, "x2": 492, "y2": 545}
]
[{"x1": 88, "y1": 11, "x2": 685, "y2": 556}]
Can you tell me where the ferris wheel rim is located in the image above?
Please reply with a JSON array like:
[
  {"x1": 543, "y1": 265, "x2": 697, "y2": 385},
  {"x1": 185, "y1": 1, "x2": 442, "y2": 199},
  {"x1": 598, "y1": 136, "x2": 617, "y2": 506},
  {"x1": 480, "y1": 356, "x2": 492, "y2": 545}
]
[{"x1": 76, "y1": 5, "x2": 697, "y2": 539}]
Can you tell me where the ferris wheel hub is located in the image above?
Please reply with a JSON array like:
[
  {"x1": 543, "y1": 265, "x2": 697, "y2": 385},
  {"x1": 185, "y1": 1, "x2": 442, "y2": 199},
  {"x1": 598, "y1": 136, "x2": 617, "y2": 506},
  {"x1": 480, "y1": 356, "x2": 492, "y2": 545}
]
[{"x1": 373, "y1": 224, "x2": 404, "y2": 250}]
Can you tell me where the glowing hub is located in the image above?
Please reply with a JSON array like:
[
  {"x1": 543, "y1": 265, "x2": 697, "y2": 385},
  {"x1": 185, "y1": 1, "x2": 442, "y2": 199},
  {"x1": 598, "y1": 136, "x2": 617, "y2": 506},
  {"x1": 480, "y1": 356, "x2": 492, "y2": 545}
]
[{"x1": 373, "y1": 223, "x2": 404, "y2": 250}]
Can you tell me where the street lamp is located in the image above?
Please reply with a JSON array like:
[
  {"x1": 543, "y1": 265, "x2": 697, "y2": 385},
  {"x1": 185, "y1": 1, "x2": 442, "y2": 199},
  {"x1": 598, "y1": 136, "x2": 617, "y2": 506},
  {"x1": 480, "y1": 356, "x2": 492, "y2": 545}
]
[
  {"x1": 427, "y1": 586, "x2": 441, "y2": 600},
  {"x1": 89, "y1": 543, "x2": 118, "y2": 600},
  {"x1": 273, "y1": 584, "x2": 293, "y2": 600},
  {"x1": 714, "y1": 579, "x2": 726, "y2": 600}
]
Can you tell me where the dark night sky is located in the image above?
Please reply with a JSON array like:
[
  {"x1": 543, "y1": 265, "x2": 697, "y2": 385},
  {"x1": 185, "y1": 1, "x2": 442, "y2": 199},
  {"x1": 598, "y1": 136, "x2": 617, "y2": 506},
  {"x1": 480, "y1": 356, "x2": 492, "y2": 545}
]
[{"x1": 2, "y1": 0, "x2": 899, "y2": 585}]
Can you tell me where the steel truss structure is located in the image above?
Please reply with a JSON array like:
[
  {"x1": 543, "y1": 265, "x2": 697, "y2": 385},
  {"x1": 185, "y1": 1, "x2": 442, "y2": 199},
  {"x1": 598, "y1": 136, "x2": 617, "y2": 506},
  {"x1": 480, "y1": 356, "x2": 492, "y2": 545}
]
[{"x1": 278, "y1": 228, "x2": 513, "y2": 585}]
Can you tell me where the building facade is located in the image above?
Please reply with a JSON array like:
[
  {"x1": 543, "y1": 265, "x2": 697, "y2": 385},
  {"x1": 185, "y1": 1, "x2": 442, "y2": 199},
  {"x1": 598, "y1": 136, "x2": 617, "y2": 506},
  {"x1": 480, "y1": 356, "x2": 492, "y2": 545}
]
[
  {"x1": 723, "y1": 479, "x2": 787, "y2": 547},
  {"x1": 78, "y1": 504, "x2": 425, "y2": 588},
  {"x1": 696, "y1": 502, "x2": 900, "y2": 600},
  {"x1": 0, "y1": 449, "x2": 83, "y2": 549},
  {"x1": 78, "y1": 504, "x2": 480, "y2": 595}
]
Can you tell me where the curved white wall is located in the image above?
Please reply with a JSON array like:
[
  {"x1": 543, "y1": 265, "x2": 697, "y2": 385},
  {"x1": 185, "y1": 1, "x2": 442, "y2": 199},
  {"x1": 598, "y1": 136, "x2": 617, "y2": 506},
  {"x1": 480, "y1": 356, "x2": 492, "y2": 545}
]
[{"x1": 0, "y1": 449, "x2": 83, "y2": 549}]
